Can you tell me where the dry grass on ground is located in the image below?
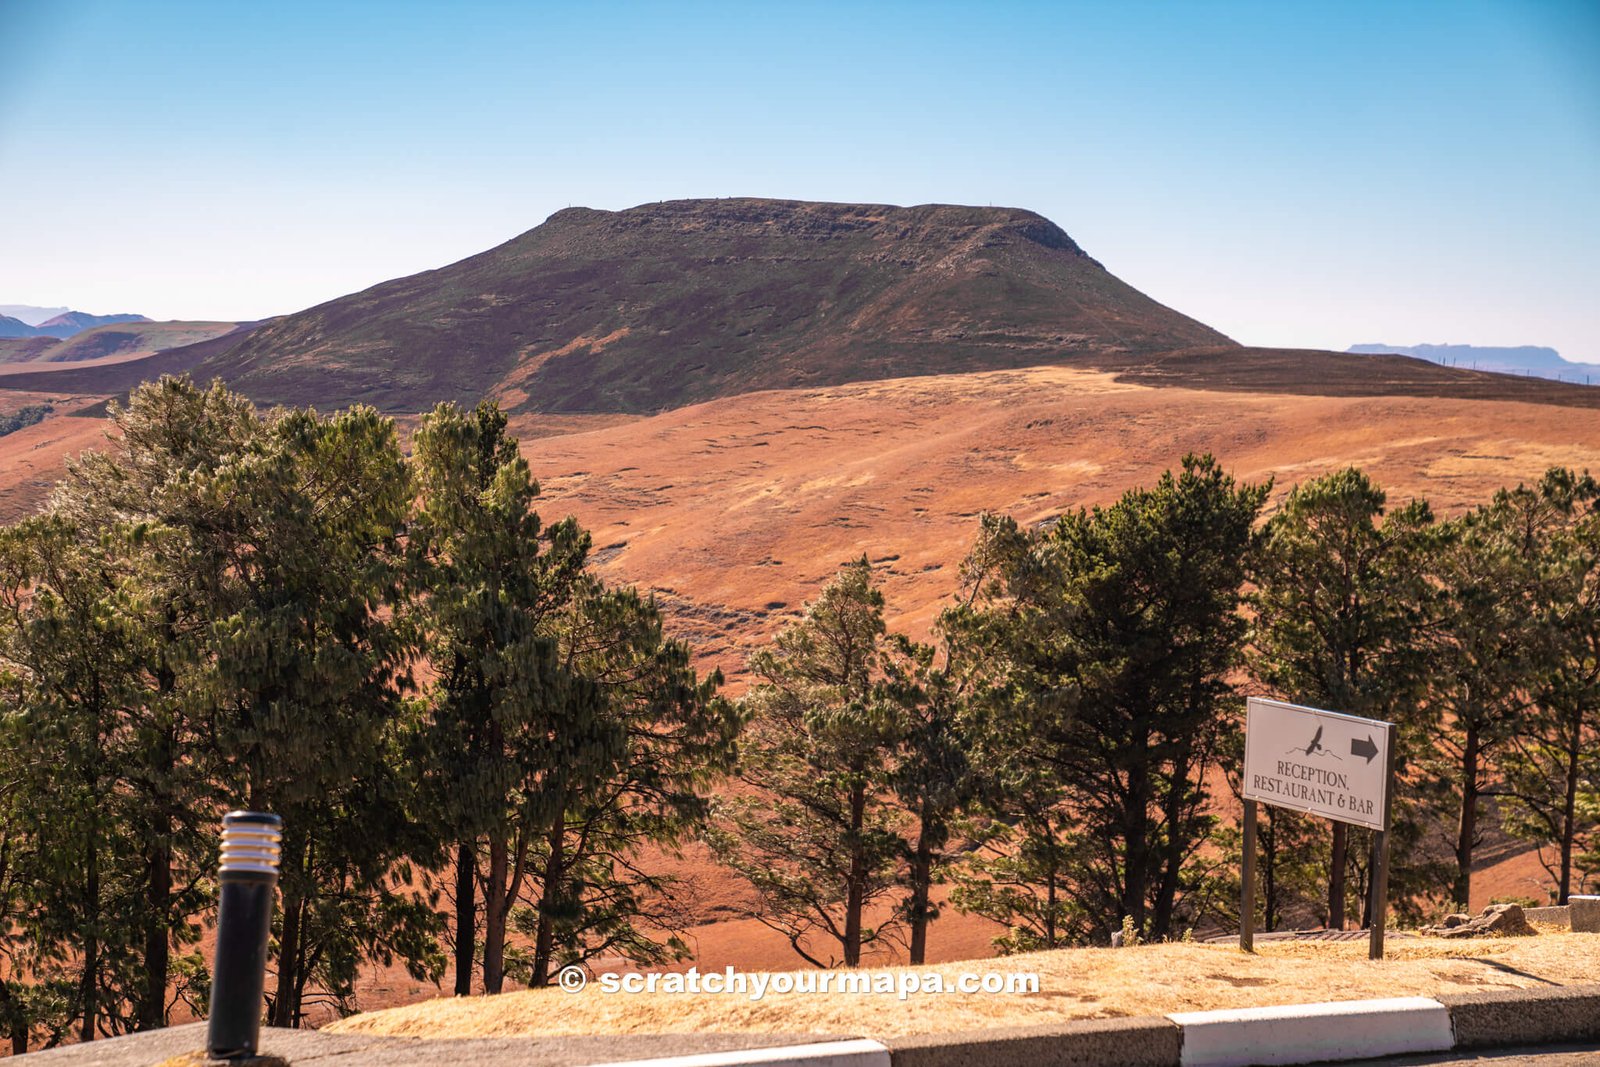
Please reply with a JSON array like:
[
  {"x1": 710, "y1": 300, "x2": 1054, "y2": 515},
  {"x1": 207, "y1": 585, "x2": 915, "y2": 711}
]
[{"x1": 330, "y1": 929, "x2": 1600, "y2": 1040}]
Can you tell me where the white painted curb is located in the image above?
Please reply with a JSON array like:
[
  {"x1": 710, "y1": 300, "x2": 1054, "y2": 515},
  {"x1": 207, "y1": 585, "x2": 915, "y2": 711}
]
[
  {"x1": 1168, "y1": 995, "x2": 1455, "y2": 1066},
  {"x1": 579, "y1": 1038, "x2": 892, "y2": 1067}
]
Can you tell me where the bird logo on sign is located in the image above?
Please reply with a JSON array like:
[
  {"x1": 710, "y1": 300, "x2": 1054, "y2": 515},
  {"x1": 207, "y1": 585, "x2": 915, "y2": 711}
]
[{"x1": 1290, "y1": 724, "x2": 1342, "y2": 760}]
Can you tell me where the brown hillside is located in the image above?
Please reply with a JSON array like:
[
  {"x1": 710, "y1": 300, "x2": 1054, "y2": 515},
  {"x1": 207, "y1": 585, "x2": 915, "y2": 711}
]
[
  {"x1": 498, "y1": 365, "x2": 1600, "y2": 679},
  {"x1": 30, "y1": 320, "x2": 239, "y2": 363},
  {"x1": 2, "y1": 363, "x2": 1597, "y2": 641},
  {"x1": 0, "y1": 337, "x2": 63, "y2": 364},
  {"x1": 0, "y1": 322, "x2": 265, "y2": 401},
  {"x1": 9, "y1": 199, "x2": 1231, "y2": 413}
]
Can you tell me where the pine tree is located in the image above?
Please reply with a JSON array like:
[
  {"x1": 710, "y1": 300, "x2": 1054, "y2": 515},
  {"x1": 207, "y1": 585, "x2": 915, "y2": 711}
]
[
  {"x1": 1428, "y1": 476, "x2": 1578, "y2": 906},
  {"x1": 408, "y1": 401, "x2": 589, "y2": 994},
  {"x1": 1498, "y1": 469, "x2": 1600, "y2": 903},
  {"x1": 510, "y1": 578, "x2": 739, "y2": 985},
  {"x1": 173, "y1": 401, "x2": 431, "y2": 1025},
  {"x1": 880, "y1": 631, "x2": 979, "y2": 964},
  {"x1": 712, "y1": 558, "x2": 905, "y2": 967},
  {"x1": 1249, "y1": 467, "x2": 1444, "y2": 926},
  {"x1": 0, "y1": 709, "x2": 76, "y2": 1054},
  {"x1": 1048, "y1": 455, "x2": 1265, "y2": 939},
  {"x1": 0, "y1": 518, "x2": 157, "y2": 1040},
  {"x1": 47, "y1": 377, "x2": 266, "y2": 1030},
  {"x1": 952, "y1": 456, "x2": 1267, "y2": 943},
  {"x1": 944, "y1": 513, "x2": 1085, "y2": 952}
]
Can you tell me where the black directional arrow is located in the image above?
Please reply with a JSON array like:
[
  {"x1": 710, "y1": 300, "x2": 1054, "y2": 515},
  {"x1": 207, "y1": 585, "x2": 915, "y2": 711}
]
[{"x1": 1351, "y1": 735, "x2": 1379, "y2": 763}]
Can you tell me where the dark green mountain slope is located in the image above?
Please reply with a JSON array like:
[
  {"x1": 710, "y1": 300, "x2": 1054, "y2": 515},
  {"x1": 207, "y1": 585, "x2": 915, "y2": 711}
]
[{"x1": 178, "y1": 198, "x2": 1234, "y2": 413}]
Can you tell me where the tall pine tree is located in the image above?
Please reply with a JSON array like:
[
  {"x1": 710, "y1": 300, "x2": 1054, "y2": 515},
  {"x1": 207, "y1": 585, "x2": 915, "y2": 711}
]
[
  {"x1": 1249, "y1": 467, "x2": 1443, "y2": 925},
  {"x1": 712, "y1": 558, "x2": 905, "y2": 967},
  {"x1": 408, "y1": 401, "x2": 589, "y2": 994}
]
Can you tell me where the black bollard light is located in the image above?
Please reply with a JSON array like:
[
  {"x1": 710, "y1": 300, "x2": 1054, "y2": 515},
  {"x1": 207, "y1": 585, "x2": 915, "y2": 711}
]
[{"x1": 207, "y1": 811, "x2": 283, "y2": 1060}]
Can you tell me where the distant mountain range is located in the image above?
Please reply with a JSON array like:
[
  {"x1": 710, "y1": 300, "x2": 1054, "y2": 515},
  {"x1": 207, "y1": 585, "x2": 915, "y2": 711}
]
[
  {"x1": 0, "y1": 321, "x2": 241, "y2": 367},
  {"x1": 0, "y1": 305, "x2": 70, "y2": 327},
  {"x1": 0, "y1": 308, "x2": 151, "y2": 340},
  {"x1": 1348, "y1": 344, "x2": 1598, "y2": 384}
]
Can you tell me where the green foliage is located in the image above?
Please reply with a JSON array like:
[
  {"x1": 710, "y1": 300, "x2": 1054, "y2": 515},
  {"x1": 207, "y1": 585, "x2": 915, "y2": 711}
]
[
  {"x1": 1427, "y1": 472, "x2": 1586, "y2": 906},
  {"x1": 0, "y1": 404, "x2": 51, "y2": 438},
  {"x1": 407, "y1": 400, "x2": 593, "y2": 993},
  {"x1": 878, "y1": 628, "x2": 981, "y2": 964},
  {"x1": 510, "y1": 578, "x2": 739, "y2": 985},
  {"x1": 0, "y1": 380, "x2": 739, "y2": 1032},
  {"x1": 1250, "y1": 468, "x2": 1438, "y2": 718},
  {"x1": 949, "y1": 813, "x2": 1093, "y2": 952},
  {"x1": 410, "y1": 401, "x2": 735, "y2": 992},
  {"x1": 1248, "y1": 466, "x2": 1447, "y2": 926},
  {"x1": 0, "y1": 378, "x2": 451, "y2": 1037},
  {"x1": 951, "y1": 456, "x2": 1268, "y2": 945},
  {"x1": 1578, "y1": 788, "x2": 1600, "y2": 894},
  {"x1": 0, "y1": 515, "x2": 177, "y2": 1041},
  {"x1": 712, "y1": 558, "x2": 908, "y2": 967},
  {"x1": 1495, "y1": 470, "x2": 1600, "y2": 902}
]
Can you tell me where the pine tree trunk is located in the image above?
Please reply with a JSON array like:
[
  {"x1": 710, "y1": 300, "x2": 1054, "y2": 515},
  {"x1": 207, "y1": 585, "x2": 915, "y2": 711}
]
[
  {"x1": 1559, "y1": 723, "x2": 1581, "y2": 904},
  {"x1": 907, "y1": 828, "x2": 933, "y2": 965},
  {"x1": 139, "y1": 713, "x2": 176, "y2": 1032},
  {"x1": 271, "y1": 832, "x2": 306, "y2": 1028},
  {"x1": 1329, "y1": 822, "x2": 1348, "y2": 930},
  {"x1": 1042, "y1": 815, "x2": 1059, "y2": 948},
  {"x1": 141, "y1": 644, "x2": 182, "y2": 1031},
  {"x1": 268, "y1": 895, "x2": 300, "y2": 1030},
  {"x1": 453, "y1": 841, "x2": 476, "y2": 995},
  {"x1": 531, "y1": 822, "x2": 567, "y2": 987},
  {"x1": 1045, "y1": 863, "x2": 1059, "y2": 948},
  {"x1": 79, "y1": 814, "x2": 100, "y2": 1044},
  {"x1": 291, "y1": 921, "x2": 310, "y2": 1025},
  {"x1": 0, "y1": 978, "x2": 26, "y2": 1055},
  {"x1": 531, "y1": 909, "x2": 556, "y2": 988},
  {"x1": 1123, "y1": 766, "x2": 1149, "y2": 936},
  {"x1": 843, "y1": 782, "x2": 867, "y2": 967},
  {"x1": 139, "y1": 834, "x2": 172, "y2": 1030},
  {"x1": 1152, "y1": 753, "x2": 1191, "y2": 940},
  {"x1": 482, "y1": 836, "x2": 508, "y2": 994},
  {"x1": 1454, "y1": 724, "x2": 1480, "y2": 908}
]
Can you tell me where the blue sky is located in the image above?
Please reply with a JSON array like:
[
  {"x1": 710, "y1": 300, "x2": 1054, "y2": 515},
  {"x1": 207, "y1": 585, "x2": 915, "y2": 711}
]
[{"x1": 1, "y1": 0, "x2": 1596, "y2": 361}]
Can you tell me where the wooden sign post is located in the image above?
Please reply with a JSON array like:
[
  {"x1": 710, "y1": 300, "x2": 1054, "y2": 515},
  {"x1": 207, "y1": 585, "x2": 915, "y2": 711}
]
[{"x1": 1240, "y1": 697, "x2": 1397, "y2": 959}]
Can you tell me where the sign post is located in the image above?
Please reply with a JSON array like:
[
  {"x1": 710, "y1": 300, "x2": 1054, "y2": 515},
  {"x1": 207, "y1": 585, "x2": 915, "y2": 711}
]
[
  {"x1": 1366, "y1": 738, "x2": 1398, "y2": 959},
  {"x1": 1240, "y1": 697, "x2": 1396, "y2": 958},
  {"x1": 1240, "y1": 798, "x2": 1258, "y2": 953}
]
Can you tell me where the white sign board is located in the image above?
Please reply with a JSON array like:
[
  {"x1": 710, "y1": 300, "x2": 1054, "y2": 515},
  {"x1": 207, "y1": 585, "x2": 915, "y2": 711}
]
[{"x1": 1243, "y1": 697, "x2": 1393, "y2": 832}]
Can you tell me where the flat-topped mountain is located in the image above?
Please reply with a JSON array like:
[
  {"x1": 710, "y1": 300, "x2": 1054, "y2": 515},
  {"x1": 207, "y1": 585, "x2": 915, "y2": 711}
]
[
  {"x1": 145, "y1": 199, "x2": 1235, "y2": 413},
  {"x1": 5, "y1": 200, "x2": 1599, "y2": 415}
]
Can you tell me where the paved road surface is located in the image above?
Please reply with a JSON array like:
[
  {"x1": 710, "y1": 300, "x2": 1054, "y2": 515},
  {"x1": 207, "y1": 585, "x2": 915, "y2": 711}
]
[
  {"x1": 19, "y1": 1026, "x2": 1600, "y2": 1065},
  {"x1": 13, "y1": 1024, "x2": 856, "y2": 1065},
  {"x1": 1331, "y1": 1044, "x2": 1600, "y2": 1065}
]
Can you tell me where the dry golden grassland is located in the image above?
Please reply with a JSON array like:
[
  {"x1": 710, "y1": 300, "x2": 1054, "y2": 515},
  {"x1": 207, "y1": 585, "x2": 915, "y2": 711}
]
[{"x1": 330, "y1": 928, "x2": 1600, "y2": 1040}]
